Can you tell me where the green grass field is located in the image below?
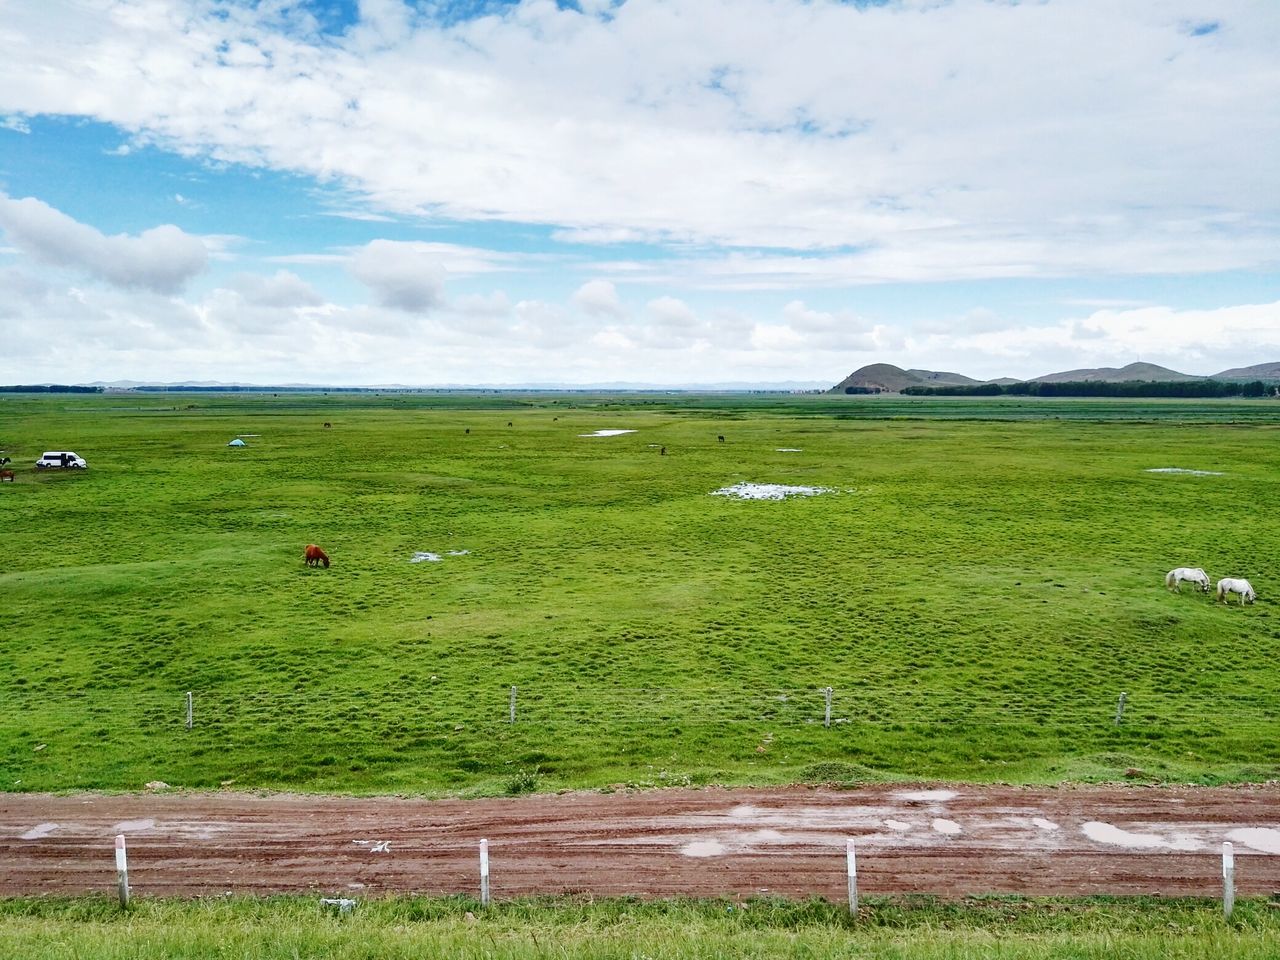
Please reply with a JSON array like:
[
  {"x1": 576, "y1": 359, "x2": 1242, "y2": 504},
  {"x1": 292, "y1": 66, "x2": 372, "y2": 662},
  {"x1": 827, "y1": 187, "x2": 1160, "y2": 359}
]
[
  {"x1": 2, "y1": 392, "x2": 1279, "y2": 794},
  {"x1": 3, "y1": 894, "x2": 1279, "y2": 959}
]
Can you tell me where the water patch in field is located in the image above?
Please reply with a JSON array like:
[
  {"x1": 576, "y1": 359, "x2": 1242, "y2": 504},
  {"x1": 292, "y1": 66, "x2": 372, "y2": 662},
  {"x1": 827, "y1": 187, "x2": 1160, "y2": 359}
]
[
  {"x1": 1226, "y1": 827, "x2": 1280, "y2": 854},
  {"x1": 884, "y1": 819, "x2": 912, "y2": 832},
  {"x1": 411, "y1": 550, "x2": 469, "y2": 563},
  {"x1": 579, "y1": 429, "x2": 637, "y2": 438},
  {"x1": 1145, "y1": 467, "x2": 1224, "y2": 476},
  {"x1": 711, "y1": 482, "x2": 834, "y2": 501},
  {"x1": 1033, "y1": 818, "x2": 1061, "y2": 831},
  {"x1": 1082, "y1": 821, "x2": 1201, "y2": 850},
  {"x1": 775, "y1": 448, "x2": 803, "y2": 453},
  {"x1": 20, "y1": 823, "x2": 58, "y2": 840},
  {"x1": 932, "y1": 818, "x2": 962, "y2": 835}
]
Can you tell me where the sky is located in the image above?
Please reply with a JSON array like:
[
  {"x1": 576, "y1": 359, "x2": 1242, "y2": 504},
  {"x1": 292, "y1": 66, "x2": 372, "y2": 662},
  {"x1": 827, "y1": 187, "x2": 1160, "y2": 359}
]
[{"x1": 0, "y1": 0, "x2": 1277, "y2": 387}]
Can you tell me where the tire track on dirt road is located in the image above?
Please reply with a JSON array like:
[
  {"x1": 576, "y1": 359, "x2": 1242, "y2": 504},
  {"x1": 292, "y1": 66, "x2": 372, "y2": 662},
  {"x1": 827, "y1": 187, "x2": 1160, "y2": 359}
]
[{"x1": 4, "y1": 784, "x2": 1279, "y2": 899}]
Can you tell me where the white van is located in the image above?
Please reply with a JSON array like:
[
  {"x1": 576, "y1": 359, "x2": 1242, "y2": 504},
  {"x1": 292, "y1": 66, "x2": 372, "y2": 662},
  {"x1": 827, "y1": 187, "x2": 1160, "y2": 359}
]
[{"x1": 36, "y1": 451, "x2": 88, "y2": 469}]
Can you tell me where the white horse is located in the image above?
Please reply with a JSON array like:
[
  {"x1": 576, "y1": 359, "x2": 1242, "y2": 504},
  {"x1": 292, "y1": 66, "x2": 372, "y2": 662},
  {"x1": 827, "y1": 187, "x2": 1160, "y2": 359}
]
[
  {"x1": 1216, "y1": 578, "x2": 1257, "y2": 605},
  {"x1": 1165, "y1": 567, "x2": 1211, "y2": 593}
]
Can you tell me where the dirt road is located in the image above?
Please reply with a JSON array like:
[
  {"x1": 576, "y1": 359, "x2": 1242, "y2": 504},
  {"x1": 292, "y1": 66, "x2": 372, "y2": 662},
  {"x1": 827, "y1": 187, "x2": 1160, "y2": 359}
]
[{"x1": 4, "y1": 784, "x2": 1280, "y2": 900}]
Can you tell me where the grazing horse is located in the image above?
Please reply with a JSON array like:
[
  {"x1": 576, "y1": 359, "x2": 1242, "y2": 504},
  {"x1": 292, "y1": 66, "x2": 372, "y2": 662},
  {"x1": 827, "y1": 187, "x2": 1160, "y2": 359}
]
[
  {"x1": 1165, "y1": 567, "x2": 1210, "y2": 593},
  {"x1": 0, "y1": 469, "x2": 13, "y2": 482},
  {"x1": 304, "y1": 544, "x2": 330, "y2": 568},
  {"x1": 1216, "y1": 578, "x2": 1256, "y2": 605},
  {"x1": 717, "y1": 435, "x2": 725, "y2": 442}
]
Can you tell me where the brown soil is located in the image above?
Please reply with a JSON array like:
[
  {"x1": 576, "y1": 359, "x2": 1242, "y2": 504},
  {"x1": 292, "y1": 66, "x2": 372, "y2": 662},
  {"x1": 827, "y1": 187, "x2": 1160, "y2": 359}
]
[{"x1": 4, "y1": 784, "x2": 1279, "y2": 900}]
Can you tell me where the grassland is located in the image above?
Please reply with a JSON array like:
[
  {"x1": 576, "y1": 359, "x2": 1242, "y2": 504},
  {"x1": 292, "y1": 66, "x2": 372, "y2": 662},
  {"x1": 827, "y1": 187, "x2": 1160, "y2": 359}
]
[
  {"x1": 3, "y1": 894, "x2": 1280, "y2": 959},
  {"x1": 2, "y1": 392, "x2": 1279, "y2": 794}
]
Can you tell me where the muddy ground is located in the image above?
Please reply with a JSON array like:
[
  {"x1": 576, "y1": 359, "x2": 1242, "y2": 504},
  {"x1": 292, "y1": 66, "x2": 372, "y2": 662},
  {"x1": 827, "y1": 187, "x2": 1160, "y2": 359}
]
[{"x1": 4, "y1": 784, "x2": 1279, "y2": 900}]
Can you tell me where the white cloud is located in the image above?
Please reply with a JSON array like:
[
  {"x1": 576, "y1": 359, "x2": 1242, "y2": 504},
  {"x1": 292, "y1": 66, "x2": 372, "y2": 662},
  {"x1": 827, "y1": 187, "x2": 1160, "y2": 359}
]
[
  {"x1": 903, "y1": 301, "x2": 1280, "y2": 380},
  {"x1": 572, "y1": 279, "x2": 627, "y2": 319},
  {"x1": 349, "y1": 239, "x2": 447, "y2": 313},
  {"x1": 1, "y1": 0, "x2": 1275, "y2": 278},
  {"x1": 645, "y1": 296, "x2": 697, "y2": 329},
  {"x1": 0, "y1": 193, "x2": 207, "y2": 294},
  {"x1": 231, "y1": 270, "x2": 323, "y2": 308}
]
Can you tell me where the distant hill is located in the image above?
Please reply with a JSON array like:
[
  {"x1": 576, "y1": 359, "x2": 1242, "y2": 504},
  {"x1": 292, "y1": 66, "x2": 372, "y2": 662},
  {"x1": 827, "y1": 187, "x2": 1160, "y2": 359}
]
[
  {"x1": 831, "y1": 359, "x2": 1280, "y2": 394},
  {"x1": 1029, "y1": 362, "x2": 1195, "y2": 384},
  {"x1": 905, "y1": 369, "x2": 983, "y2": 386},
  {"x1": 831, "y1": 364, "x2": 929, "y2": 393},
  {"x1": 1211, "y1": 362, "x2": 1280, "y2": 381}
]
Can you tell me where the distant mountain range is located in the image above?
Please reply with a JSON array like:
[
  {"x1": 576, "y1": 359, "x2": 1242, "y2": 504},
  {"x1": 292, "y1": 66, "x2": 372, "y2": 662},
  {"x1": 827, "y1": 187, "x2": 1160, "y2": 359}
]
[
  {"x1": 84, "y1": 379, "x2": 834, "y2": 392},
  {"x1": 831, "y1": 361, "x2": 1280, "y2": 393}
]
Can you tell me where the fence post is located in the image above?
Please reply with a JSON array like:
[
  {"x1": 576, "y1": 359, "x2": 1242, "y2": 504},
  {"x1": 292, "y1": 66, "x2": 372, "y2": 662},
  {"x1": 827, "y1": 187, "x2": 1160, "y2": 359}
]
[
  {"x1": 824, "y1": 687, "x2": 833, "y2": 728},
  {"x1": 114, "y1": 835, "x2": 130, "y2": 909},
  {"x1": 509, "y1": 686, "x2": 517, "y2": 724},
  {"x1": 846, "y1": 838, "x2": 858, "y2": 916},
  {"x1": 1223, "y1": 841, "x2": 1235, "y2": 919},
  {"x1": 185, "y1": 691, "x2": 193, "y2": 731},
  {"x1": 479, "y1": 838, "x2": 490, "y2": 907},
  {"x1": 1114, "y1": 692, "x2": 1127, "y2": 725}
]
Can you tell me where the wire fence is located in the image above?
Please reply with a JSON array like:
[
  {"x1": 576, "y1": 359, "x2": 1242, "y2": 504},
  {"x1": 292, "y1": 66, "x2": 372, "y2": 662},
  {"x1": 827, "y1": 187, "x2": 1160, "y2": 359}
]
[{"x1": 6, "y1": 685, "x2": 1280, "y2": 736}]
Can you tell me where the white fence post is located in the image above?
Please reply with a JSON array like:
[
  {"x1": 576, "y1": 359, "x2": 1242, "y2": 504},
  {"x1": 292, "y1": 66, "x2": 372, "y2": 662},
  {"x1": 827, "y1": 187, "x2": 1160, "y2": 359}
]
[
  {"x1": 846, "y1": 838, "x2": 858, "y2": 916},
  {"x1": 1114, "y1": 692, "x2": 1127, "y2": 724},
  {"x1": 480, "y1": 838, "x2": 490, "y2": 907},
  {"x1": 114, "y1": 835, "x2": 130, "y2": 909},
  {"x1": 824, "y1": 687, "x2": 833, "y2": 728},
  {"x1": 185, "y1": 691, "x2": 193, "y2": 731},
  {"x1": 1223, "y1": 841, "x2": 1235, "y2": 919},
  {"x1": 509, "y1": 686, "x2": 517, "y2": 724}
]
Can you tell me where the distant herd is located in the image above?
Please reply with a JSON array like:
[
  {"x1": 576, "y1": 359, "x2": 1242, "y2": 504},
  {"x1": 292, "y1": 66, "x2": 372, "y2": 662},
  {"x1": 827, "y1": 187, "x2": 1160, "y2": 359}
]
[{"x1": 1166, "y1": 567, "x2": 1256, "y2": 605}]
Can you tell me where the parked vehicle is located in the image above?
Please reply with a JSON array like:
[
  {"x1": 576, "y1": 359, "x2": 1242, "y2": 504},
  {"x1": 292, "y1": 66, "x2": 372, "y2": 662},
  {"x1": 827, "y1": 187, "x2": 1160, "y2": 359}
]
[{"x1": 35, "y1": 451, "x2": 88, "y2": 469}]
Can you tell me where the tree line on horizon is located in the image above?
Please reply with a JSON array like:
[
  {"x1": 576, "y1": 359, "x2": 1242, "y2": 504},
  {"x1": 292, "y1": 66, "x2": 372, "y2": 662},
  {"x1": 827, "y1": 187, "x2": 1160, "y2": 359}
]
[{"x1": 896, "y1": 379, "x2": 1276, "y2": 398}]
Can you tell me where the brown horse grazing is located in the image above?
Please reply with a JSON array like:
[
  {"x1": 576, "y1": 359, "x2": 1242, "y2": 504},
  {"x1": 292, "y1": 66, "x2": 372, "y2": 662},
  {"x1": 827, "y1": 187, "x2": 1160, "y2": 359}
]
[
  {"x1": 304, "y1": 544, "x2": 330, "y2": 568},
  {"x1": 0, "y1": 469, "x2": 14, "y2": 482}
]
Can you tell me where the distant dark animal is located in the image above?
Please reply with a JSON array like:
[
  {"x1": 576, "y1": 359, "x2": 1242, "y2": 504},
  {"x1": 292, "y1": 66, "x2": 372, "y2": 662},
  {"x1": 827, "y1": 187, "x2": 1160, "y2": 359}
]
[
  {"x1": 0, "y1": 469, "x2": 14, "y2": 482},
  {"x1": 0, "y1": 456, "x2": 10, "y2": 466},
  {"x1": 323, "y1": 422, "x2": 331, "y2": 428},
  {"x1": 508, "y1": 422, "x2": 513, "y2": 427},
  {"x1": 660, "y1": 446, "x2": 667, "y2": 456},
  {"x1": 465, "y1": 428, "x2": 470, "y2": 434},
  {"x1": 304, "y1": 544, "x2": 331, "y2": 568},
  {"x1": 717, "y1": 435, "x2": 725, "y2": 443}
]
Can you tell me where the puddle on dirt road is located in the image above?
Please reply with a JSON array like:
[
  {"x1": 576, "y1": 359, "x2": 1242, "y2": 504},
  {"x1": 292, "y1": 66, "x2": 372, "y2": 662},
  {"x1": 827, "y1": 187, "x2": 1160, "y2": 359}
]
[
  {"x1": 1226, "y1": 827, "x2": 1280, "y2": 854},
  {"x1": 114, "y1": 818, "x2": 156, "y2": 833},
  {"x1": 1082, "y1": 821, "x2": 1202, "y2": 851},
  {"x1": 19, "y1": 823, "x2": 58, "y2": 840},
  {"x1": 896, "y1": 790, "x2": 957, "y2": 803},
  {"x1": 681, "y1": 839, "x2": 727, "y2": 857}
]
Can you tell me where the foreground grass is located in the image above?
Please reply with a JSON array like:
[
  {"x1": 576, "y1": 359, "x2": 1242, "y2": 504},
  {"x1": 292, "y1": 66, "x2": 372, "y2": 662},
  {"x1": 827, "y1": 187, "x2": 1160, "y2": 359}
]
[
  {"x1": 2, "y1": 894, "x2": 1279, "y2": 959},
  {"x1": 2, "y1": 392, "x2": 1279, "y2": 794}
]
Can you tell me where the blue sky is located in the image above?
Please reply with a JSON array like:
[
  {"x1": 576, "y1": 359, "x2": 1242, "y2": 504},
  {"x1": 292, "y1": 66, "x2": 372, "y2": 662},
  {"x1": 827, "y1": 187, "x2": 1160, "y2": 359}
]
[{"x1": 1, "y1": 0, "x2": 1278, "y2": 386}]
